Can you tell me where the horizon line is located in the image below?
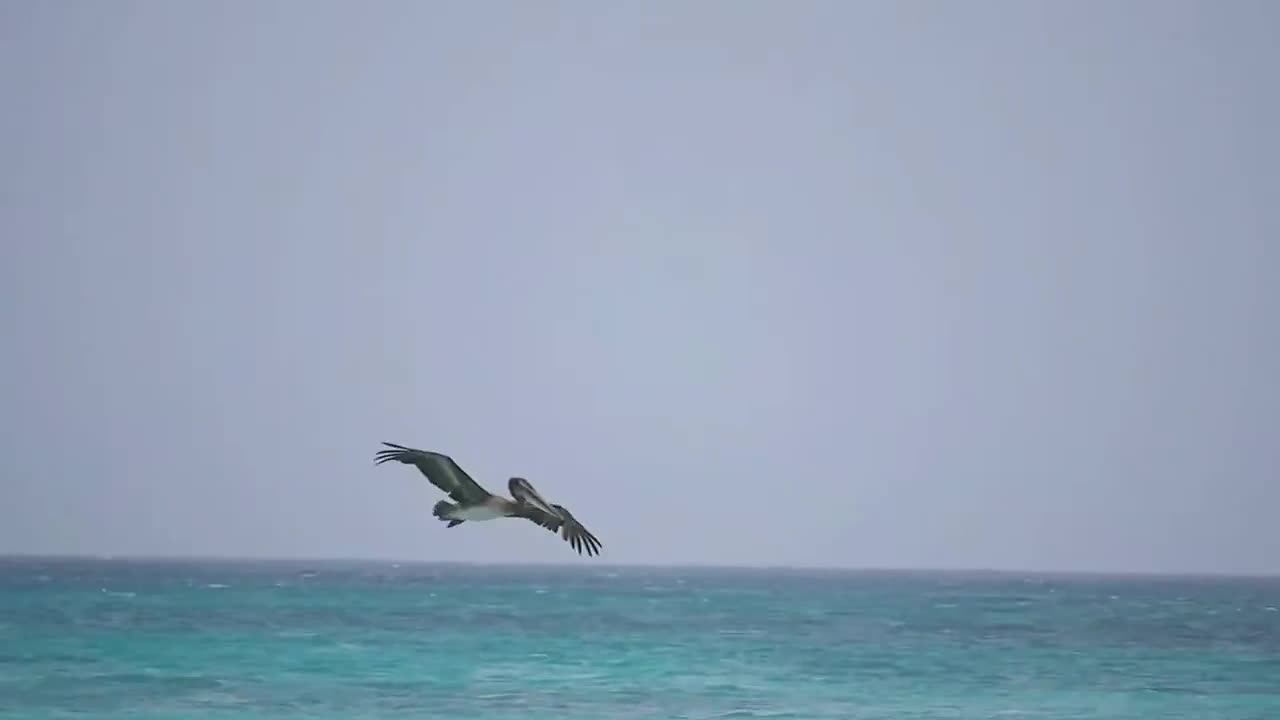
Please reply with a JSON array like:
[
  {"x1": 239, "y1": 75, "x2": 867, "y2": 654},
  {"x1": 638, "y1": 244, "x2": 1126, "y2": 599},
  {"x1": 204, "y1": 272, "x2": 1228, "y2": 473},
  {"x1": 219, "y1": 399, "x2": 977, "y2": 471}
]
[{"x1": 1, "y1": 551, "x2": 1276, "y2": 580}]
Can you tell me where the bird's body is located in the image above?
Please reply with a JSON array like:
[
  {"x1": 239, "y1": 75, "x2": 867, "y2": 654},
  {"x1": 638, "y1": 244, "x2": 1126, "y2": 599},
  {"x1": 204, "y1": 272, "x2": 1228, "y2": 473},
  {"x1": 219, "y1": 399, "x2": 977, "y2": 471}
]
[
  {"x1": 374, "y1": 442, "x2": 603, "y2": 556},
  {"x1": 444, "y1": 501, "x2": 509, "y2": 522}
]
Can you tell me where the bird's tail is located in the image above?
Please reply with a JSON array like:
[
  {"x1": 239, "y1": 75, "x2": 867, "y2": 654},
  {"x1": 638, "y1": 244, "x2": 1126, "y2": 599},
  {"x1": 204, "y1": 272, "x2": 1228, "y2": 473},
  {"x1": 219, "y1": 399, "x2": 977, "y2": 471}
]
[{"x1": 433, "y1": 500, "x2": 463, "y2": 527}]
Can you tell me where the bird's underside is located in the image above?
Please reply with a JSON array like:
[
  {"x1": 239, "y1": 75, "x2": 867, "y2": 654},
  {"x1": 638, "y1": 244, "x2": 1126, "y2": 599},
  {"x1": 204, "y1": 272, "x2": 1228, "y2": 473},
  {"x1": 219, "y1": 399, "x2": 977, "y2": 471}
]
[{"x1": 373, "y1": 442, "x2": 603, "y2": 557}]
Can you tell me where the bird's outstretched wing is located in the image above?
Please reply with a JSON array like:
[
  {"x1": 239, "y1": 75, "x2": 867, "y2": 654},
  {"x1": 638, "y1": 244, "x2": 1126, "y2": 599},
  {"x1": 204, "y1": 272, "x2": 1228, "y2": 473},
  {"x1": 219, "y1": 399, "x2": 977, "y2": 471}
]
[
  {"x1": 374, "y1": 443, "x2": 493, "y2": 505},
  {"x1": 514, "y1": 501, "x2": 603, "y2": 557}
]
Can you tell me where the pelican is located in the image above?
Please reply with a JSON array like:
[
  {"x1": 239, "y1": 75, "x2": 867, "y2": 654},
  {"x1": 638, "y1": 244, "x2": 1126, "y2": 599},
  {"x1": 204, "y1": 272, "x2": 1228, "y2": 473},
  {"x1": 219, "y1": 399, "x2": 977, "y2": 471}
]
[{"x1": 373, "y1": 442, "x2": 603, "y2": 557}]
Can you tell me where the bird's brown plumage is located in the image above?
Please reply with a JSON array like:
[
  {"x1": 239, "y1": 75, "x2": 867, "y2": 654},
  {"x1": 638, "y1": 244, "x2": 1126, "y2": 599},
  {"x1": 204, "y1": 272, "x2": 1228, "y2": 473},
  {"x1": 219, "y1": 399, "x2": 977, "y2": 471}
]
[{"x1": 374, "y1": 442, "x2": 603, "y2": 556}]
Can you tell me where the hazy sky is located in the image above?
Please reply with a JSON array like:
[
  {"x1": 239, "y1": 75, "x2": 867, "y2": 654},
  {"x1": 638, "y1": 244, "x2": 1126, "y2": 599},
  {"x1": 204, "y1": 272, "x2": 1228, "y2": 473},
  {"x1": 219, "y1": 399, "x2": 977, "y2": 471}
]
[{"x1": 2, "y1": 2, "x2": 1276, "y2": 573}]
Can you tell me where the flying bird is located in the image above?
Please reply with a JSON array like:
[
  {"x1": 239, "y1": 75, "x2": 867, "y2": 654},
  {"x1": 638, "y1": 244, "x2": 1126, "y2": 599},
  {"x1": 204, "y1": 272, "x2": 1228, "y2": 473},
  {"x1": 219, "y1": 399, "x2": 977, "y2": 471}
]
[{"x1": 373, "y1": 442, "x2": 603, "y2": 557}]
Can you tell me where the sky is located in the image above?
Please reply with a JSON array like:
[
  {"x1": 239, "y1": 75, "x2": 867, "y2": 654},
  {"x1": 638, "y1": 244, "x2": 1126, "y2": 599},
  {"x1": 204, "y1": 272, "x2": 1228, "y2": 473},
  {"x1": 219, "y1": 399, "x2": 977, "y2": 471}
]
[{"x1": 2, "y1": 1, "x2": 1277, "y2": 574}]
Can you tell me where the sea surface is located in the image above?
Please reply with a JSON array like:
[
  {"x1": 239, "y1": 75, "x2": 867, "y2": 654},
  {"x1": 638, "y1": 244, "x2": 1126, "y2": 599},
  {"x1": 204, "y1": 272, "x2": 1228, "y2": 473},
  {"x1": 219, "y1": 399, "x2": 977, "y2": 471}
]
[{"x1": 1, "y1": 557, "x2": 1278, "y2": 719}]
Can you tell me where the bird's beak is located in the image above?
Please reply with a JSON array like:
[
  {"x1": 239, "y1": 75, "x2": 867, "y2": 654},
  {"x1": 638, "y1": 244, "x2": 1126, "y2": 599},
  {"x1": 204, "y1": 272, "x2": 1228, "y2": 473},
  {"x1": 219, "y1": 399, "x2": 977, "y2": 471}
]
[{"x1": 515, "y1": 478, "x2": 560, "y2": 517}]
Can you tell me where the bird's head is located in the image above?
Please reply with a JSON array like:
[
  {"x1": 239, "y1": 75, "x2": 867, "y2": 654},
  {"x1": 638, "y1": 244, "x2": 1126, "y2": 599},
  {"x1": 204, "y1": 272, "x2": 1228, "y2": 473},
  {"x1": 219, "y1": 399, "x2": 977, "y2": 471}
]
[{"x1": 508, "y1": 476, "x2": 559, "y2": 517}]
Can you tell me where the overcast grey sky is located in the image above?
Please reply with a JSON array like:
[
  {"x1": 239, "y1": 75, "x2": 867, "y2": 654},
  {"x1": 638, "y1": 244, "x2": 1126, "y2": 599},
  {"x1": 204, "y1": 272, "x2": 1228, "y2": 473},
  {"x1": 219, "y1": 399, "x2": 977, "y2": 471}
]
[{"x1": 2, "y1": 2, "x2": 1276, "y2": 573}]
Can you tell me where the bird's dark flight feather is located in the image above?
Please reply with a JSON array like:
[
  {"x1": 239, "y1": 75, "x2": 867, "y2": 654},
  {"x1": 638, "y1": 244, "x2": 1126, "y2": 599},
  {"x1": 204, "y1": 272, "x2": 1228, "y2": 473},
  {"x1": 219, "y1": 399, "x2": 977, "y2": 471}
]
[
  {"x1": 514, "y1": 502, "x2": 603, "y2": 557},
  {"x1": 374, "y1": 443, "x2": 493, "y2": 505}
]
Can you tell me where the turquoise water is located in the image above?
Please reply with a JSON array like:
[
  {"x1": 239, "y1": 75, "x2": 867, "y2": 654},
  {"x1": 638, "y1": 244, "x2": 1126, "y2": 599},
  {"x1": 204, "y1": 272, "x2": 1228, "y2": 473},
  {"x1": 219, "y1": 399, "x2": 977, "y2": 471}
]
[{"x1": 2, "y1": 558, "x2": 1278, "y2": 719}]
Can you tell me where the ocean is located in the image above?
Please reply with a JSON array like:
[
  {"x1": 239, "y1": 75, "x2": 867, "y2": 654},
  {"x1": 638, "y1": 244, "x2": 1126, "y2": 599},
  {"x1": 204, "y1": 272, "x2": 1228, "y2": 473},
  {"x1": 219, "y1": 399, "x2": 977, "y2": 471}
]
[{"x1": 1, "y1": 557, "x2": 1277, "y2": 719}]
